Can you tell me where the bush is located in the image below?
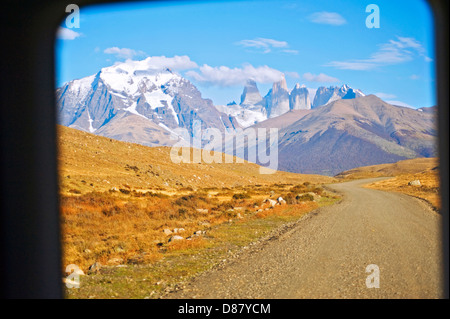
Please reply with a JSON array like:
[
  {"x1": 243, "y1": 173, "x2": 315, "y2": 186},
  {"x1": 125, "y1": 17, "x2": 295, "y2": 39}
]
[
  {"x1": 102, "y1": 205, "x2": 121, "y2": 217},
  {"x1": 214, "y1": 201, "x2": 234, "y2": 212},
  {"x1": 232, "y1": 193, "x2": 251, "y2": 200},
  {"x1": 312, "y1": 187, "x2": 323, "y2": 195},
  {"x1": 296, "y1": 194, "x2": 314, "y2": 202},
  {"x1": 174, "y1": 194, "x2": 211, "y2": 208},
  {"x1": 284, "y1": 193, "x2": 298, "y2": 205}
]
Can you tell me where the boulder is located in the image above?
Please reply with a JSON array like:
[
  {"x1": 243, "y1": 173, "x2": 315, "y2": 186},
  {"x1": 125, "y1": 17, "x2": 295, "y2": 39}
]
[
  {"x1": 168, "y1": 235, "x2": 184, "y2": 242},
  {"x1": 263, "y1": 199, "x2": 277, "y2": 207},
  {"x1": 163, "y1": 228, "x2": 173, "y2": 236},
  {"x1": 88, "y1": 262, "x2": 102, "y2": 273},
  {"x1": 408, "y1": 180, "x2": 421, "y2": 186}
]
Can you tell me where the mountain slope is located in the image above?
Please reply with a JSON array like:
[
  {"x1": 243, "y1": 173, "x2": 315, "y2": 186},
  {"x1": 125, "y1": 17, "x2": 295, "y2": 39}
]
[
  {"x1": 57, "y1": 59, "x2": 241, "y2": 142},
  {"x1": 336, "y1": 157, "x2": 441, "y2": 210},
  {"x1": 335, "y1": 157, "x2": 439, "y2": 179},
  {"x1": 255, "y1": 95, "x2": 436, "y2": 175},
  {"x1": 57, "y1": 125, "x2": 335, "y2": 195},
  {"x1": 312, "y1": 84, "x2": 365, "y2": 108}
]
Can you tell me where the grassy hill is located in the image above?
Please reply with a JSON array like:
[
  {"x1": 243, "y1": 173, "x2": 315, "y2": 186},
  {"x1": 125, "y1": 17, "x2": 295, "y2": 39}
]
[
  {"x1": 335, "y1": 157, "x2": 440, "y2": 211},
  {"x1": 335, "y1": 157, "x2": 439, "y2": 180},
  {"x1": 57, "y1": 125, "x2": 339, "y2": 295},
  {"x1": 57, "y1": 125, "x2": 335, "y2": 196}
]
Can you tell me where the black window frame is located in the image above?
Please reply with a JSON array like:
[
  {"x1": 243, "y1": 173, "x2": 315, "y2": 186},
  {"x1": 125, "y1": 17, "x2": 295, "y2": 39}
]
[{"x1": 0, "y1": 0, "x2": 448, "y2": 299}]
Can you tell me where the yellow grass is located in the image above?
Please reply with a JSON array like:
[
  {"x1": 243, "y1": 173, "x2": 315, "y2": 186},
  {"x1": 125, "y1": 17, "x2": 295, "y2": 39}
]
[
  {"x1": 365, "y1": 169, "x2": 441, "y2": 210},
  {"x1": 57, "y1": 125, "x2": 337, "y2": 272},
  {"x1": 335, "y1": 157, "x2": 439, "y2": 180},
  {"x1": 335, "y1": 157, "x2": 441, "y2": 211},
  {"x1": 60, "y1": 183, "x2": 330, "y2": 272},
  {"x1": 57, "y1": 125, "x2": 335, "y2": 197}
]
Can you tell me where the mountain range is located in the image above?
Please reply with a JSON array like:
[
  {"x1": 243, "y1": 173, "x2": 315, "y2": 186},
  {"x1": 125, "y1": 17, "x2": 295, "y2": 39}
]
[{"x1": 57, "y1": 58, "x2": 437, "y2": 176}]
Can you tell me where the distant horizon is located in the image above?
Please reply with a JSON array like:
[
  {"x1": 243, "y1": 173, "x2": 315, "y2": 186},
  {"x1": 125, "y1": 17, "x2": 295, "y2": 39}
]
[{"x1": 56, "y1": 0, "x2": 436, "y2": 109}]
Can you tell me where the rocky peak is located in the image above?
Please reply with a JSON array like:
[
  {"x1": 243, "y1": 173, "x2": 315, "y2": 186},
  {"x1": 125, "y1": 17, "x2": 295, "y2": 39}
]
[
  {"x1": 289, "y1": 83, "x2": 311, "y2": 110},
  {"x1": 312, "y1": 84, "x2": 364, "y2": 108},
  {"x1": 265, "y1": 76, "x2": 290, "y2": 118},
  {"x1": 272, "y1": 75, "x2": 288, "y2": 92},
  {"x1": 240, "y1": 79, "x2": 263, "y2": 106}
]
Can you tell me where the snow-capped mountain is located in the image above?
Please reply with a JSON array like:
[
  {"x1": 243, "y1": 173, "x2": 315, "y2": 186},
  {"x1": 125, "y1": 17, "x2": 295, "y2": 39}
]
[
  {"x1": 289, "y1": 84, "x2": 311, "y2": 110},
  {"x1": 240, "y1": 79, "x2": 263, "y2": 106},
  {"x1": 57, "y1": 58, "x2": 367, "y2": 147},
  {"x1": 216, "y1": 81, "x2": 364, "y2": 128},
  {"x1": 57, "y1": 58, "x2": 240, "y2": 146},
  {"x1": 312, "y1": 85, "x2": 365, "y2": 108},
  {"x1": 215, "y1": 79, "x2": 268, "y2": 128},
  {"x1": 264, "y1": 76, "x2": 291, "y2": 118}
]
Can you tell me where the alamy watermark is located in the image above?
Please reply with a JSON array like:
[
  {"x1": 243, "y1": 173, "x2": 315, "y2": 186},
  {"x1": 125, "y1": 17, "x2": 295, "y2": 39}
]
[
  {"x1": 169, "y1": 120, "x2": 279, "y2": 174},
  {"x1": 65, "y1": 4, "x2": 80, "y2": 29},
  {"x1": 365, "y1": 264, "x2": 380, "y2": 288},
  {"x1": 365, "y1": 4, "x2": 380, "y2": 29},
  {"x1": 65, "y1": 264, "x2": 83, "y2": 288}
]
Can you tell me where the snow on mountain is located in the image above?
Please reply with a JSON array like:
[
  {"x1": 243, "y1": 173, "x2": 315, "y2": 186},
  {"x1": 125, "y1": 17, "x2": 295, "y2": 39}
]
[
  {"x1": 56, "y1": 58, "x2": 240, "y2": 144},
  {"x1": 214, "y1": 103, "x2": 266, "y2": 128},
  {"x1": 218, "y1": 81, "x2": 365, "y2": 128},
  {"x1": 312, "y1": 84, "x2": 365, "y2": 108},
  {"x1": 57, "y1": 58, "x2": 367, "y2": 150}
]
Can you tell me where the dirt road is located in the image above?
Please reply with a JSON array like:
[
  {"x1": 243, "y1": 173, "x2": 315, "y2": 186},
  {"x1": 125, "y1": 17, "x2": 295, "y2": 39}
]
[{"x1": 168, "y1": 178, "x2": 443, "y2": 299}]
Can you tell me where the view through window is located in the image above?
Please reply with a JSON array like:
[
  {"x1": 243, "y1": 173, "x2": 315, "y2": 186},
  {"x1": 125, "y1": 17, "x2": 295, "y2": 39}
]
[{"x1": 55, "y1": 0, "x2": 442, "y2": 299}]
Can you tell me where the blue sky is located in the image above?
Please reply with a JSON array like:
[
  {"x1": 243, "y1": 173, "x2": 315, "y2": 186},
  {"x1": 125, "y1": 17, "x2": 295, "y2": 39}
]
[{"x1": 56, "y1": 0, "x2": 436, "y2": 108}]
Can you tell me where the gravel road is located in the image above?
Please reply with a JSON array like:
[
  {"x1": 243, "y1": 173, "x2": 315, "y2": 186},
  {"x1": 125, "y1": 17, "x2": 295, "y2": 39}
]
[{"x1": 168, "y1": 178, "x2": 443, "y2": 299}]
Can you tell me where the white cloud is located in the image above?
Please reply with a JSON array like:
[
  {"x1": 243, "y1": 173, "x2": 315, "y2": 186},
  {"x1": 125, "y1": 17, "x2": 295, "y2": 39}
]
[
  {"x1": 326, "y1": 36, "x2": 430, "y2": 70},
  {"x1": 110, "y1": 55, "x2": 198, "y2": 71},
  {"x1": 282, "y1": 49, "x2": 299, "y2": 55},
  {"x1": 386, "y1": 100, "x2": 414, "y2": 108},
  {"x1": 308, "y1": 12, "x2": 347, "y2": 26},
  {"x1": 104, "y1": 47, "x2": 147, "y2": 59},
  {"x1": 375, "y1": 92, "x2": 397, "y2": 99},
  {"x1": 142, "y1": 55, "x2": 198, "y2": 71},
  {"x1": 285, "y1": 71, "x2": 300, "y2": 78},
  {"x1": 409, "y1": 74, "x2": 420, "y2": 80},
  {"x1": 186, "y1": 64, "x2": 285, "y2": 87},
  {"x1": 326, "y1": 61, "x2": 376, "y2": 71},
  {"x1": 236, "y1": 38, "x2": 297, "y2": 54},
  {"x1": 57, "y1": 27, "x2": 82, "y2": 40},
  {"x1": 303, "y1": 72, "x2": 339, "y2": 83}
]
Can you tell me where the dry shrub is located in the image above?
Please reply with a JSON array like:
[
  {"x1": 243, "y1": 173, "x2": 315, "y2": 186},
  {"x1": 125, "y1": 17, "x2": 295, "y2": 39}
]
[
  {"x1": 165, "y1": 237, "x2": 207, "y2": 251},
  {"x1": 232, "y1": 192, "x2": 251, "y2": 200},
  {"x1": 61, "y1": 190, "x2": 224, "y2": 271},
  {"x1": 60, "y1": 183, "x2": 323, "y2": 272},
  {"x1": 255, "y1": 202, "x2": 317, "y2": 219}
]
